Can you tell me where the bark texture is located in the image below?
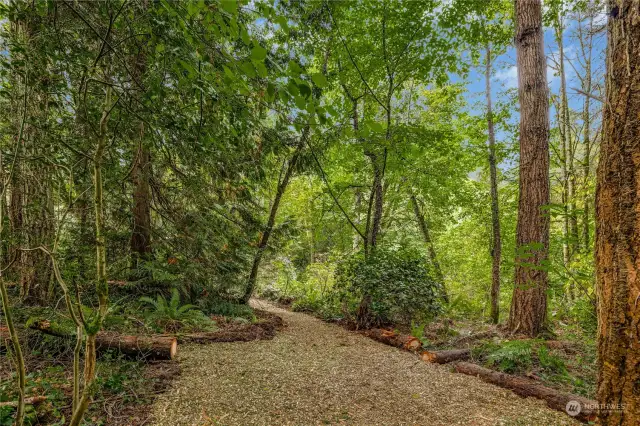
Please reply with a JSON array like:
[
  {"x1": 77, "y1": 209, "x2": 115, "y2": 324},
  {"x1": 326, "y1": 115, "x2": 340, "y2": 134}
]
[
  {"x1": 130, "y1": 3, "x2": 152, "y2": 264},
  {"x1": 420, "y1": 349, "x2": 470, "y2": 364},
  {"x1": 486, "y1": 45, "x2": 502, "y2": 324},
  {"x1": 595, "y1": 2, "x2": 640, "y2": 424},
  {"x1": 29, "y1": 320, "x2": 177, "y2": 360},
  {"x1": 508, "y1": 0, "x2": 550, "y2": 337}
]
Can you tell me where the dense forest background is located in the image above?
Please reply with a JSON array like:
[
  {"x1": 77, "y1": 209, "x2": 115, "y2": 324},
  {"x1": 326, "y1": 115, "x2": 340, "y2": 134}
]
[{"x1": 0, "y1": 0, "x2": 628, "y2": 425}]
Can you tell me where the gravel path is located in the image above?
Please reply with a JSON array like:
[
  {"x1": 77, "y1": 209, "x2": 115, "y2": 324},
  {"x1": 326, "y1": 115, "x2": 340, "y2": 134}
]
[{"x1": 151, "y1": 300, "x2": 579, "y2": 425}]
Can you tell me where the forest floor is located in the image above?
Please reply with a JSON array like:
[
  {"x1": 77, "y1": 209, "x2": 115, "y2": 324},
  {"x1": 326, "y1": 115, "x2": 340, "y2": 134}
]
[{"x1": 150, "y1": 300, "x2": 579, "y2": 426}]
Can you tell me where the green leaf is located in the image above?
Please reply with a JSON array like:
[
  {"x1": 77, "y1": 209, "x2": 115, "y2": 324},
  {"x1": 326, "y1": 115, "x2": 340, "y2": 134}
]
[
  {"x1": 254, "y1": 61, "x2": 268, "y2": 78},
  {"x1": 241, "y1": 28, "x2": 251, "y2": 45},
  {"x1": 223, "y1": 65, "x2": 235, "y2": 79},
  {"x1": 311, "y1": 73, "x2": 327, "y2": 88},
  {"x1": 221, "y1": 0, "x2": 238, "y2": 15},
  {"x1": 241, "y1": 61, "x2": 256, "y2": 78},
  {"x1": 288, "y1": 60, "x2": 303, "y2": 75},
  {"x1": 251, "y1": 45, "x2": 267, "y2": 61},
  {"x1": 155, "y1": 44, "x2": 165, "y2": 54},
  {"x1": 295, "y1": 96, "x2": 306, "y2": 109}
]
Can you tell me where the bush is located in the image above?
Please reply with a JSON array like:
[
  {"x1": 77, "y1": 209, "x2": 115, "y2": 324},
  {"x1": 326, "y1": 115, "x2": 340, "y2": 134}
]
[
  {"x1": 334, "y1": 248, "x2": 443, "y2": 325},
  {"x1": 199, "y1": 298, "x2": 256, "y2": 321},
  {"x1": 485, "y1": 340, "x2": 533, "y2": 373}
]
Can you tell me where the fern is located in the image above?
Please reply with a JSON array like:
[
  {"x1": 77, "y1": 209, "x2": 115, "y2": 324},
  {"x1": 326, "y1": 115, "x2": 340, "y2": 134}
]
[
  {"x1": 486, "y1": 340, "x2": 534, "y2": 373},
  {"x1": 140, "y1": 289, "x2": 214, "y2": 332}
]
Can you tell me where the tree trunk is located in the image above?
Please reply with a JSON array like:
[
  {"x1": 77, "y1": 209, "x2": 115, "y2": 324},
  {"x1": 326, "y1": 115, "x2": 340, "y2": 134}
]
[
  {"x1": 595, "y1": 2, "x2": 640, "y2": 424},
  {"x1": 410, "y1": 194, "x2": 448, "y2": 303},
  {"x1": 556, "y1": 17, "x2": 571, "y2": 271},
  {"x1": 454, "y1": 362, "x2": 596, "y2": 422},
  {"x1": 508, "y1": 0, "x2": 550, "y2": 337},
  {"x1": 130, "y1": 1, "x2": 152, "y2": 265},
  {"x1": 579, "y1": 13, "x2": 594, "y2": 252},
  {"x1": 486, "y1": 44, "x2": 502, "y2": 324},
  {"x1": 131, "y1": 141, "x2": 152, "y2": 262},
  {"x1": 367, "y1": 151, "x2": 383, "y2": 250},
  {"x1": 242, "y1": 132, "x2": 306, "y2": 304}
]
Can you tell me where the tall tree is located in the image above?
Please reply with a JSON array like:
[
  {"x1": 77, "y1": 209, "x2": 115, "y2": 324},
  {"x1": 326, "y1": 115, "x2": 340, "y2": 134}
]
[
  {"x1": 410, "y1": 193, "x2": 448, "y2": 303},
  {"x1": 130, "y1": 0, "x2": 152, "y2": 267},
  {"x1": 485, "y1": 44, "x2": 502, "y2": 324},
  {"x1": 595, "y1": 1, "x2": 640, "y2": 423},
  {"x1": 507, "y1": 0, "x2": 550, "y2": 336}
]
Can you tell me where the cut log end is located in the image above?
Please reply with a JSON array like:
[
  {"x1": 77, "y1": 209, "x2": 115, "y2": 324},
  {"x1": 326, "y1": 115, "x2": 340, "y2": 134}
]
[
  {"x1": 421, "y1": 348, "x2": 470, "y2": 364},
  {"x1": 170, "y1": 338, "x2": 178, "y2": 359},
  {"x1": 29, "y1": 320, "x2": 178, "y2": 361},
  {"x1": 365, "y1": 329, "x2": 423, "y2": 352}
]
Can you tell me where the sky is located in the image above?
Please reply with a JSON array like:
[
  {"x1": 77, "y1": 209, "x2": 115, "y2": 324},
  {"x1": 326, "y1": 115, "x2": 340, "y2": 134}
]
[{"x1": 464, "y1": 11, "x2": 607, "y2": 128}]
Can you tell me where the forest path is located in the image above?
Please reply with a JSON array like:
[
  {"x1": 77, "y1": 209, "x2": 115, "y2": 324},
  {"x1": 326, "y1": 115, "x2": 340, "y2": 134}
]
[{"x1": 151, "y1": 300, "x2": 578, "y2": 426}]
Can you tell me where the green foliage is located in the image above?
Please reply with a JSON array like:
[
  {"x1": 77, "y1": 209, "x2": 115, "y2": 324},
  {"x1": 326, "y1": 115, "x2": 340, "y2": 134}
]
[
  {"x1": 485, "y1": 340, "x2": 534, "y2": 374},
  {"x1": 140, "y1": 289, "x2": 215, "y2": 332},
  {"x1": 537, "y1": 345, "x2": 568, "y2": 376},
  {"x1": 334, "y1": 249, "x2": 443, "y2": 325},
  {"x1": 199, "y1": 298, "x2": 256, "y2": 322}
]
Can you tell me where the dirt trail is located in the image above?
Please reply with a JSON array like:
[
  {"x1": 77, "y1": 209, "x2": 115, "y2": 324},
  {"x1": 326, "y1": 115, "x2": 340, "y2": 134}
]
[{"x1": 151, "y1": 300, "x2": 579, "y2": 425}]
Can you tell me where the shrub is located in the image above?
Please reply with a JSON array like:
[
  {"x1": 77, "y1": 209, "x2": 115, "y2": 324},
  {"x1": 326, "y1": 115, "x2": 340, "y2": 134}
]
[
  {"x1": 140, "y1": 289, "x2": 215, "y2": 332},
  {"x1": 485, "y1": 340, "x2": 534, "y2": 373},
  {"x1": 199, "y1": 298, "x2": 256, "y2": 321},
  {"x1": 334, "y1": 248, "x2": 443, "y2": 325}
]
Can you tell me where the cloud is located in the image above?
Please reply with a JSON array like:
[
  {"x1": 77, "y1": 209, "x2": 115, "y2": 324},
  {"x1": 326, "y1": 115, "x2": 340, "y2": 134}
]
[{"x1": 494, "y1": 66, "x2": 518, "y2": 89}]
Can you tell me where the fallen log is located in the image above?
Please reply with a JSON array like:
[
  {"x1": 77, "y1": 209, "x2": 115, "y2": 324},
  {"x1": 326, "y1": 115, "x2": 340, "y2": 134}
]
[
  {"x1": 0, "y1": 396, "x2": 47, "y2": 408},
  {"x1": 365, "y1": 329, "x2": 422, "y2": 351},
  {"x1": 29, "y1": 320, "x2": 177, "y2": 360},
  {"x1": 421, "y1": 348, "x2": 470, "y2": 364},
  {"x1": 453, "y1": 361, "x2": 596, "y2": 422}
]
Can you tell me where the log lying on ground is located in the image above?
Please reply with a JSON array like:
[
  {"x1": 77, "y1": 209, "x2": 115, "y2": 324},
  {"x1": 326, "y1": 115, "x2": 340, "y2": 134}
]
[
  {"x1": 179, "y1": 312, "x2": 284, "y2": 344},
  {"x1": 0, "y1": 396, "x2": 47, "y2": 408},
  {"x1": 29, "y1": 320, "x2": 177, "y2": 360},
  {"x1": 365, "y1": 329, "x2": 422, "y2": 351},
  {"x1": 453, "y1": 361, "x2": 596, "y2": 422},
  {"x1": 421, "y1": 348, "x2": 470, "y2": 364}
]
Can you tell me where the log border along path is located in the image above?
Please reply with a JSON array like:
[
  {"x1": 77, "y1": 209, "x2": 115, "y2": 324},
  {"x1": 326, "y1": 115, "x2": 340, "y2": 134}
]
[{"x1": 151, "y1": 300, "x2": 579, "y2": 425}]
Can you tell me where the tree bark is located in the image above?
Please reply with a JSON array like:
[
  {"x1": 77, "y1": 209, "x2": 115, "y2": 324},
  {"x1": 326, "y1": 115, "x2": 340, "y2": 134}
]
[
  {"x1": 454, "y1": 362, "x2": 596, "y2": 422},
  {"x1": 29, "y1": 320, "x2": 177, "y2": 360},
  {"x1": 421, "y1": 349, "x2": 470, "y2": 364},
  {"x1": 130, "y1": 1, "x2": 152, "y2": 265},
  {"x1": 595, "y1": 2, "x2": 640, "y2": 424},
  {"x1": 365, "y1": 328, "x2": 422, "y2": 351},
  {"x1": 508, "y1": 0, "x2": 550, "y2": 337},
  {"x1": 410, "y1": 194, "x2": 448, "y2": 303},
  {"x1": 485, "y1": 44, "x2": 502, "y2": 324}
]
